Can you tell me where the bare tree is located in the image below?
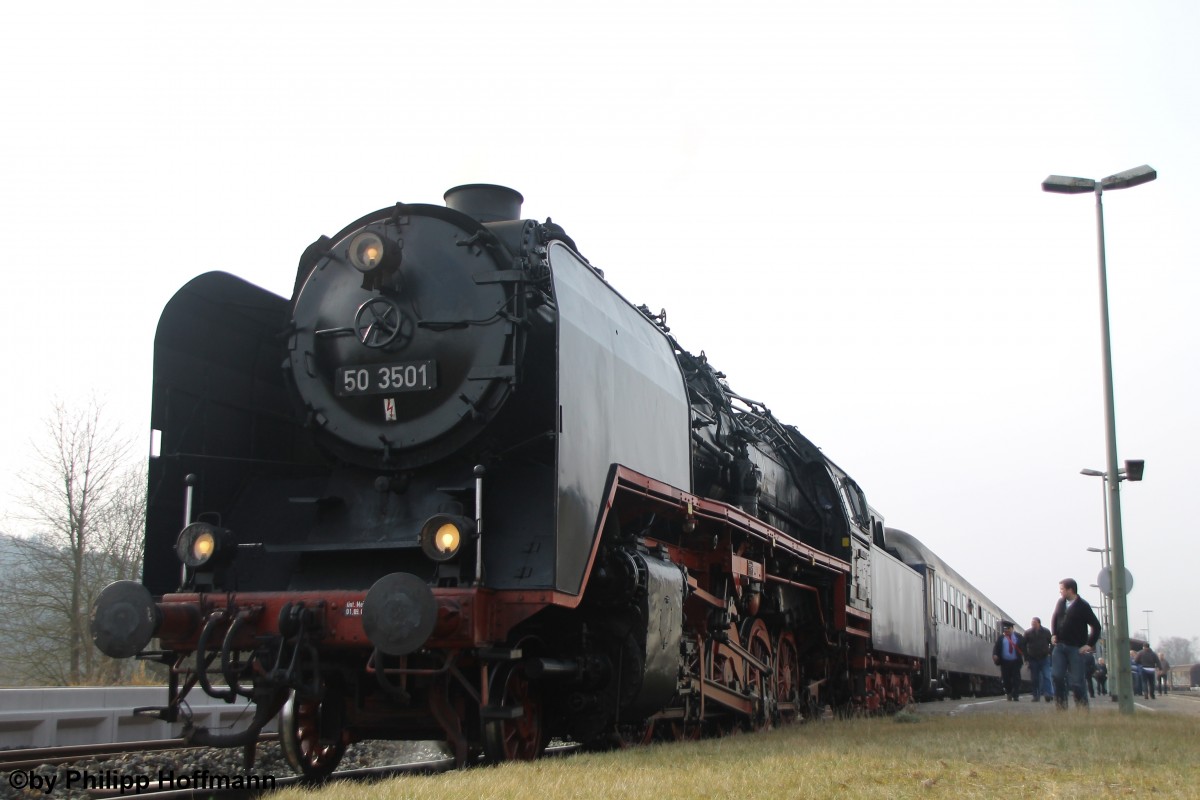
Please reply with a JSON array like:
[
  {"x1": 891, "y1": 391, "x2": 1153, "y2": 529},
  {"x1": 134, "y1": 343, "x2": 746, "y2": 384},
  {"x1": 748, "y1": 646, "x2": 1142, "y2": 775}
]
[
  {"x1": 0, "y1": 399, "x2": 144, "y2": 685},
  {"x1": 1156, "y1": 636, "x2": 1196, "y2": 667},
  {"x1": 91, "y1": 465, "x2": 149, "y2": 684}
]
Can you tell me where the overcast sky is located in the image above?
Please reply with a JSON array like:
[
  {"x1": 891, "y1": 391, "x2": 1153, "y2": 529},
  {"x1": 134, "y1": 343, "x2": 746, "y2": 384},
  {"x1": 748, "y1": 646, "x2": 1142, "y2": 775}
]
[{"x1": 2, "y1": 1, "x2": 1196, "y2": 650}]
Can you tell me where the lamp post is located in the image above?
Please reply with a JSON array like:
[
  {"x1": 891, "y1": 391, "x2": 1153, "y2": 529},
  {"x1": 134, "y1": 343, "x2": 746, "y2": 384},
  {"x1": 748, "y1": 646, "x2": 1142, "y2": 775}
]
[
  {"x1": 1086, "y1": 547, "x2": 1109, "y2": 657},
  {"x1": 1143, "y1": 610, "x2": 1153, "y2": 648},
  {"x1": 1082, "y1": 464, "x2": 1143, "y2": 702},
  {"x1": 1081, "y1": 461, "x2": 1138, "y2": 671},
  {"x1": 1045, "y1": 164, "x2": 1156, "y2": 715}
]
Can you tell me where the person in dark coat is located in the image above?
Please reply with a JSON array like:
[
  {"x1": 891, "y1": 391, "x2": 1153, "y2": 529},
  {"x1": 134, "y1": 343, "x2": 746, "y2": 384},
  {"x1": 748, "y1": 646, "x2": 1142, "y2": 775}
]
[
  {"x1": 1094, "y1": 657, "x2": 1109, "y2": 695},
  {"x1": 993, "y1": 621, "x2": 1025, "y2": 701},
  {"x1": 1136, "y1": 644, "x2": 1160, "y2": 699},
  {"x1": 1023, "y1": 617, "x2": 1054, "y2": 702},
  {"x1": 1050, "y1": 578, "x2": 1102, "y2": 709},
  {"x1": 1084, "y1": 650, "x2": 1097, "y2": 697}
]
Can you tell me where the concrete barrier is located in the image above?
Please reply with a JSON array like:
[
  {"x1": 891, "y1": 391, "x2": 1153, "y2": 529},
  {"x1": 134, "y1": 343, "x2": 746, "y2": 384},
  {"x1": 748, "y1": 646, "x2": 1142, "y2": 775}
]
[{"x1": 0, "y1": 687, "x2": 277, "y2": 749}]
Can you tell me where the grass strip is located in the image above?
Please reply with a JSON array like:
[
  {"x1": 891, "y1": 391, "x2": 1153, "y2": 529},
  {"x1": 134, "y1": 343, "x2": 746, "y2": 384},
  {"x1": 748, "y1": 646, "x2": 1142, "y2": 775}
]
[{"x1": 270, "y1": 710, "x2": 1199, "y2": 800}]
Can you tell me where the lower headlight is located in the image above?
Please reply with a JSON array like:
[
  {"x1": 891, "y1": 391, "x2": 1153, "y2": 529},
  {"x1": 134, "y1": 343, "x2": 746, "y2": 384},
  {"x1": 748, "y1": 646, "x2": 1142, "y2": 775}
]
[
  {"x1": 419, "y1": 514, "x2": 475, "y2": 562},
  {"x1": 176, "y1": 522, "x2": 232, "y2": 568}
]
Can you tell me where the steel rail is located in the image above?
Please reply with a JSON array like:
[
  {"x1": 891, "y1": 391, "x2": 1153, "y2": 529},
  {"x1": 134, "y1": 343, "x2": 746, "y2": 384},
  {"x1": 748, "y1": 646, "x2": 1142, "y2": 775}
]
[
  {"x1": 76, "y1": 744, "x2": 580, "y2": 800},
  {"x1": 0, "y1": 734, "x2": 278, "y2": 772}
]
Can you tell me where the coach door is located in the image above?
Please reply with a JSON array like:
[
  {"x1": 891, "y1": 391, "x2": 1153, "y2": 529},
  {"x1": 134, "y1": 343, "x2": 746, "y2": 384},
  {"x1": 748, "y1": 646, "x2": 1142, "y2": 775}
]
[{"x1": 926, "y1": 568, "x2": 941, "y2": 665}]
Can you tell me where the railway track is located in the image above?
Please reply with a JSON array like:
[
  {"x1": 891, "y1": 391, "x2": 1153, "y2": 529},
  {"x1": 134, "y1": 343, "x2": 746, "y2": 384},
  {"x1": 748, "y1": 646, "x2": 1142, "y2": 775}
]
[
  {"x1": 2, "y1": 740, "x2": 577, "y2": 800},
  {"x1": 0, "y1": 735, "x2": 279, "y2": 773},
  {"x1": 0, "y1": 680, "x2": 619, "y2": 797},
  {"x1": 4, "y1": 751, "x2": 457, "y2": 800}
]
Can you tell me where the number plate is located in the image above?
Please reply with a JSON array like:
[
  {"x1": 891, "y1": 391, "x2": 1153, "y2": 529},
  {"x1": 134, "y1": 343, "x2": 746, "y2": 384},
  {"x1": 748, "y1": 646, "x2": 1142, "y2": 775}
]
[{"x1": 335, "y1": 360, "x2": 438, "y2": 397}]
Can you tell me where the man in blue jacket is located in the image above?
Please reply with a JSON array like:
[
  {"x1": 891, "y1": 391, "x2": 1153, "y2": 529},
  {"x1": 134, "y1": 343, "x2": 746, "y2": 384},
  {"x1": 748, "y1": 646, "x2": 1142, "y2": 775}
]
[
  {"x1": 993, "y1": 621, "x2": 1025, "y2": 701},
  {"x1": 1050, "y1": 577, "x2": 1102, "y2": 710}
]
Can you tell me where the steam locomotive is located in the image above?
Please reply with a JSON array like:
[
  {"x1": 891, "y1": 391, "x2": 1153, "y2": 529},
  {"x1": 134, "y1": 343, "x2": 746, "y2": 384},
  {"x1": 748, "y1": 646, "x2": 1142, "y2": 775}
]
[{"x1": 92, "y1": 185, "x2": 1014, "y2": 778}]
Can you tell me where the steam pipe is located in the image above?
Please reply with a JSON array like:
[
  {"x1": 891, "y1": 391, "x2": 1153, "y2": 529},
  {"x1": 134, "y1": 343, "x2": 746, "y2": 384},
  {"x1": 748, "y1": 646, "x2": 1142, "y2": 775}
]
[
  {"x1": 180, "y1": 474, "x2": 197, "y2": 587},
  {"x1": 474, "y1": 465, "x2": 485, "y2": 584},
  {"x1": 183, "y1": 688, "x2": 286, "y2": 748},
  {"x1": 221, "y1": 610, "x2": 257, "y2": 699},
  {"x1": 196, "y1": 611, "x2": 237, "y2": 702}
]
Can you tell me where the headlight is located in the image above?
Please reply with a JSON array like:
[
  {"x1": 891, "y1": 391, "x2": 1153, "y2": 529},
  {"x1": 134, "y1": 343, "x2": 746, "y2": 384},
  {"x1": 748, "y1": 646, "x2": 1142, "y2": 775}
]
[
  {"x1": 419, "y1": 514, "x2": 475, "y2": 562},
  {"x1": 434, "y1": 523, "x2": 460, "y2": 553},
  {"x1": 348, "y1": 231, "x2": 386, "y2": 272},
  {"x1": 176, "y1": 522, "x2": 232, "y2": 568}
]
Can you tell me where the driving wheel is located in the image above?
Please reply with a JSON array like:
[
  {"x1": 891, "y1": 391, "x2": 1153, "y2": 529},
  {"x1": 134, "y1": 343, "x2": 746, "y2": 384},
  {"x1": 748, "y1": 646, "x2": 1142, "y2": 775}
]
[
  {"x1": 774, "y1": 631, "x2": 801, "y2": 724},
  {"x1": 280, "y1": 682, "x2": 348, "y2": 782},
  {"x1": 743, "y1": 619, "x2": 774, "y2": 730},
  {"x1": 483, "y1": 662, "x2": 546, "y2": 761}
]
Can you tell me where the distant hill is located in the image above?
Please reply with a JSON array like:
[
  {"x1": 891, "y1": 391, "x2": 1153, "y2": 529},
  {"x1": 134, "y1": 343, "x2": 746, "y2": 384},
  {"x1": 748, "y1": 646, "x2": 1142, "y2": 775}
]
[
  {"x1": 0, "y1": 531, "x2": 56, "y2": 686},
  {"x1": 0, "y1": 532, "x2": 30, "y2": 684}
]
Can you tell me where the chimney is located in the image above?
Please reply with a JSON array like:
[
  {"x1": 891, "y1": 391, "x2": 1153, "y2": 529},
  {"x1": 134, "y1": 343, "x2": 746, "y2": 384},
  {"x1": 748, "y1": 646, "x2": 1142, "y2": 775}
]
[{"x1": 444, "y1": 184, "x2": 524, "y2": 223}]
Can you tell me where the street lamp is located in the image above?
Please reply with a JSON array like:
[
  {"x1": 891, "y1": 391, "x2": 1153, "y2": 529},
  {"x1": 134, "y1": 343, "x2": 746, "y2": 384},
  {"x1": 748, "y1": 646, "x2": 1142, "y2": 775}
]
[
  {"x1": 1045, "y1": 164, "x2": 1157, "y2": 715},
  {"x1": 1081, "y1": 461, "x2": 1142, "y2": 677},
  {"x1": 1143, "y1": 609, "x2": 1153, "y2": 648},
  {"x1": 1086, "y1": 547, "x2": 1110, "y2": 657}
]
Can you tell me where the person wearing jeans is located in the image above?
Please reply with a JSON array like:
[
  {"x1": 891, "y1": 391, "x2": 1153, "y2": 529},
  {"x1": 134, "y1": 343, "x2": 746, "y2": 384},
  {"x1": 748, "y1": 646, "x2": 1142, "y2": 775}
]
[
  {"x1": 1049, "y1": 578, "x2": 1103, "y2": 710},
  {"x1": 1130, "y1": 650, "x2": 1143, "y2": 697},
  {"x1": 1135, "y1": 644, "x2": 1160, "y2": 699},
  {"x1": 1023, "y1": 617, "x2": 1054, "y2": 702}
]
